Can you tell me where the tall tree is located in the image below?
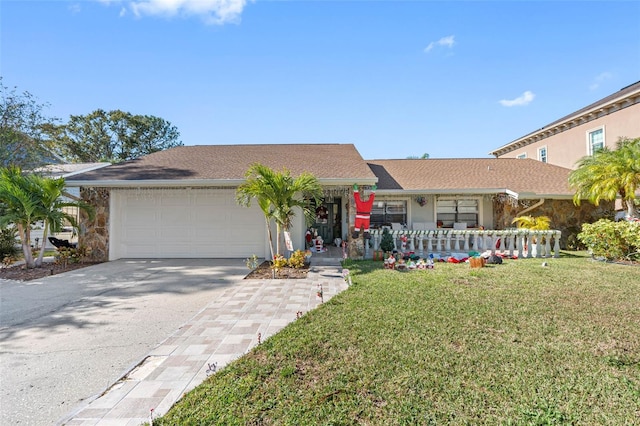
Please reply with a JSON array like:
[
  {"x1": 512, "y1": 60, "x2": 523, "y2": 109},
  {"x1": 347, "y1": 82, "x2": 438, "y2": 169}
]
[
  {"x1": 406, "y1": 153, "x2": 430, "y2": 159},
  {"x1": 0, "y1": 166, "x2": 94, "y2": 268},
  {"x1": 569, "y1": 137, "x2": 640, "y2": 218},
  {"x1": 236, "y1": 164, "x2": 322, "y2": 257},
  {"x1": 45, "y1": 109, "x2": 183, "y2": 163},
  {"x1": 0, "y1": 79, "x2": 59, "y2": 170}
]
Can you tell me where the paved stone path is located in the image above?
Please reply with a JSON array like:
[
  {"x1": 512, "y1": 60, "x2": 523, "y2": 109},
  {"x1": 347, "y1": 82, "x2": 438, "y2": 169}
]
[{"x1": 62, "y1": 262, "x2": 346, "y2": 425}]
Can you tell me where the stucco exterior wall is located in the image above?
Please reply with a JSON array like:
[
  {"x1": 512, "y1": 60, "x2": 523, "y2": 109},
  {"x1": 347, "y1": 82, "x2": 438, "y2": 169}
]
[
  {"x1": 79, "y1": 187, "x2": 110, "y2": 261},
  {"x1": 499, "y1": 103, "x2": 640, "y2": 169},
  {"x1": 493, "y1": 198, "x2": 615, "y2": 249}
]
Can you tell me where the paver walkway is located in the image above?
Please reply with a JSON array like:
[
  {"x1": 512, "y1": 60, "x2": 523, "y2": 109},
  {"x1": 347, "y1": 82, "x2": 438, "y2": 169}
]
[{"x1": 62, "y1": 260, "x2": 347, "y2": 425}]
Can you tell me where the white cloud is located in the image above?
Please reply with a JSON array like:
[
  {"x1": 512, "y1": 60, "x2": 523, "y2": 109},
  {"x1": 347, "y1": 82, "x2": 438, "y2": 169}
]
[
  {"x1": 589, "y1": 71, "x2": 613, "y2": 90},
  {"x1": 424, "y1": 35, "x2": 455, "y2": 53},
  {"x1": 499, "y1": 91, "x2": 535, "y2": 107},
  {"x1": 128, "y1": 0, "x2": 249, "y2": 25},
  {"x1": 68, "y1": 3, "x2": 82, "y2": 14}
]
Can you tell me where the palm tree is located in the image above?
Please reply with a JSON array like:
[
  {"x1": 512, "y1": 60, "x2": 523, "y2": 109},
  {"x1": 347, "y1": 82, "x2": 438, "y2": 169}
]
[
  {"x1": 236, "y1": 163, "x2": 322, "y2": 258},
  {"x1": 0, "y1": 166, "x2": 94, "y2": 268},
  {"x1": 0, "y1": 166, "x2": 40, "y2": 267},
  {"x1": 236, "y1": 164, "x2": 278, "y2": 261},
  {"x1": 569, "y1": 137, "x2": 640, "y2": 218},
  {"x1": 511, "y1": 215, "x2": 551, "y2": 230},
  {"x1": 31, "y1": 174, "x2": 94, "y2": 267}
]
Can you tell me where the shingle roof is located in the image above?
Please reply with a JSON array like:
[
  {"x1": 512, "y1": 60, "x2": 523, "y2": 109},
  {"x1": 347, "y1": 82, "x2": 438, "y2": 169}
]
[
  {"x1": 66, "y1": 144, "x2": 572, "y2": 198},
  {"x1": 34, "y1": 163, "x2": 109, "y2": 179},
  {"x1": 67, "y1": 144, "x2": 377, "y2": 184},
  {"x1": 368, "y1": 158, "x2": 573, "y2": 197}
]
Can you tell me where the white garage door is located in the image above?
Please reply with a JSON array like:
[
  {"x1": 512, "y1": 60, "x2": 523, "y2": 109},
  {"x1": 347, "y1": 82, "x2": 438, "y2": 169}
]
[{"x1": 112, "y1": 188, "x2": 265, "y2": 259}]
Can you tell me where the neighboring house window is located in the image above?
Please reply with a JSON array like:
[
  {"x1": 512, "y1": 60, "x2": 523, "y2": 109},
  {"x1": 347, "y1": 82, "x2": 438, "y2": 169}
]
[
  {"x1": 538, "y1": 146, "x2": 547, "y2": 163},
  {"x1": 436, "y1": 198, "x2": 479, "y2": 228},
  {"x1": 516, "y1": 153, "x2": 527, "y2": 159},
  {"x1": 587, "y1": 127, "x2": 605, "y2": 155},
  {"x1": 370, "y1": 200, "x2": 407, "y2": 227}
]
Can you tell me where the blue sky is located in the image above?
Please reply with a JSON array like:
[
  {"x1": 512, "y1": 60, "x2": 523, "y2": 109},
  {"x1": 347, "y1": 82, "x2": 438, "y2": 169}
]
[{"x1": 2, "y1": 1, "x2": 639, "y2": 160}]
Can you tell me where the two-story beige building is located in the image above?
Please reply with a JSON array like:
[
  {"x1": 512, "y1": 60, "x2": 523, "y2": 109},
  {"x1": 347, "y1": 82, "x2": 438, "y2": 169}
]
[{"x1": 490, "y1": 81, "x2": 640, "y2": 169}]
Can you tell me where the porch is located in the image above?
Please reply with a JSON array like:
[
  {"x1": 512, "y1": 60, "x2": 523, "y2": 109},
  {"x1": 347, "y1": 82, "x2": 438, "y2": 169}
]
[
  {"x1": 308, "y1": 243, "x2": 346, "y2": 266},
  {"x1": 366, "y1": 229, "x2": 562, "y2": 259}
]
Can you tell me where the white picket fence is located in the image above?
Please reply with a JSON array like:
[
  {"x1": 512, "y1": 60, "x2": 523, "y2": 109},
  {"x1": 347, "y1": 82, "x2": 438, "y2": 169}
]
[{"x1": 367, "y1": 229, "x2": 562, "y2": 259}]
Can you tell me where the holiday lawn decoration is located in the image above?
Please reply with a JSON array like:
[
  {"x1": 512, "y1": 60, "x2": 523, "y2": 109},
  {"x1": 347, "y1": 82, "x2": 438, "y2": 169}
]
[{"x1": 352, "y1": 184, "x2": 376, "y2": 239}]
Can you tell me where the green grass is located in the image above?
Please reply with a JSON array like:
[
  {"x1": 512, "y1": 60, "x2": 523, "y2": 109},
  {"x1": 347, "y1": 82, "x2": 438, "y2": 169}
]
[{"x1": 155, "y1": 252, "x2": 640, "y2": 425}]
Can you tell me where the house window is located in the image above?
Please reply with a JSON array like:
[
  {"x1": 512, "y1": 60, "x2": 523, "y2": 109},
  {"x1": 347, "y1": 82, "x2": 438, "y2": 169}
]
[
  {"x1": 588, "y1": 127, "x2": 605, "y2": 155},
  {"x1": 370, "y1": 200, "x2": 407, "y2": 227},
  {"x1": 538, "y1": 146, "x2": 547, "y2": 163},
  {"x1": 436, "y1": 198, "x2": 479, "y2": 228},
  {"x1": 516, "y1": 153, "x2": 527, "y2": 159}
]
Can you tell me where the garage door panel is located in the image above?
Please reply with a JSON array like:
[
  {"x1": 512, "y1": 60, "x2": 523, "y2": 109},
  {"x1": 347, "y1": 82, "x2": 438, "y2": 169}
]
[
  {"x1": 125, "y1": 209, "x2": 156, "y2": 226},
  {"x1": 159, "y1": 228, "x2": 189, "y2": 239},
  {"x1": 127, "y1": 229, "x2": 159, "y2": 240},
  {"x1": 159, "y1": 208, "x2": 187, "y2": 224},
  {"x1": 115, "y1": 189, "x2": 265, "y2": 258}
]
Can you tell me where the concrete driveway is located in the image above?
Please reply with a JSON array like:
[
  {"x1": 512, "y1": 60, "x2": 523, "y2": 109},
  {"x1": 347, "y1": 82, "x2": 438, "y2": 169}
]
[
  {"x1": 1, "y1": 258, "x2": 347, "y2": 426},
  {"x1": 0, "y1": 259, "x2": 250, "y2": 426}
]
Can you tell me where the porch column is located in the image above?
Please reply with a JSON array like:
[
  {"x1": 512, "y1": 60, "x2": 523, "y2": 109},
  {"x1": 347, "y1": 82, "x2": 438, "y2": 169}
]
[
  {"x1": 498, "y1": 231, "x2": 506, "y2": 252},
  {"x1": 416, "y1": 231, "x2": 424, "y2": 255},
  {"x1": 517, "y1": 233, "x2": 525, "y2": 257},
  {"x1": 444, "y1": 232, "x2": 452, "y2": 252},
  {"x1": 507, "y1": 232, "x2": 515, "y2": 257},
  {"x1": 452, "y1": 231, "x2": 460, "y2": 251},
  {"x1": 372, "y1": 232, "x2": 380, "y2": 251},
  {"x1": 553, "y1": 231, "x2": 561, "y2": 258},
  {"x1": 483, "y1": 233, "x2": 492, "y2": 254},
  {"x1": 524, "y1": 232, "x2": 532, "y2": 258},
  {"x1": 426, "y1": 232, "x2": 434, "y2": 255},
  {"x1": 535, "y1": 232, "x2": 543, "y2": 258},
  {"x1": 544, "y1": 232, "x2": 552, "y2": 258}
]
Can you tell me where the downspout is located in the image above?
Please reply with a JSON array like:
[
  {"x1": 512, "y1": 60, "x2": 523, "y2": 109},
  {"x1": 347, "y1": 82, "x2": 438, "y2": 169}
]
[{"x1": 516, "y1": 198, "x2": 545, "y2": 217}]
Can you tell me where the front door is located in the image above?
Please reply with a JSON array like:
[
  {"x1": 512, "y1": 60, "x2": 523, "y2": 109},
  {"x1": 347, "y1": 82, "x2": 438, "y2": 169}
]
[{"x1": 314, "y1": 198, "x2": 342, "y2": 244}]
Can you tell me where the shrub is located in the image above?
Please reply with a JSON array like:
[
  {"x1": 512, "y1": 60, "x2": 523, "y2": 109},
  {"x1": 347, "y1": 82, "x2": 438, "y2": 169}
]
[
  {"x1": 578, "y1": 219, "x2": 640, "y2": 261},
  {"x1": 245, "y1": 254, "x2": 259, "y2": 270},
  {"x1": 0, "y1": 228, "x2": 18, "y2": 259},
  {"x1": 271, "y1": 254, "x2": 288, "y2": 272},
  {"x1": 54, "y1": 245, "x2": 92, "y2": 267},
  {"x1": 288, "y1": 250, "x2": 306, "y2": 269}
]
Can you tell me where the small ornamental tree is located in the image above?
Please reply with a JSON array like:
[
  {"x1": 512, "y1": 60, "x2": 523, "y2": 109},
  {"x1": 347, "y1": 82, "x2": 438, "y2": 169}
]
[
  {"x1": 236, "y1": 163, "x2": 322, "y2": 259},
  {"x1": 380, "y1": 227, "x2": 395, "y2": 253}
]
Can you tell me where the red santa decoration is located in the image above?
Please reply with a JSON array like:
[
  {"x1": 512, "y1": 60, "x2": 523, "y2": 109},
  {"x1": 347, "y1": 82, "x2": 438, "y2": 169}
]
[{"x1": 352, "y1": 184, "x2": 377, "y2": 239}]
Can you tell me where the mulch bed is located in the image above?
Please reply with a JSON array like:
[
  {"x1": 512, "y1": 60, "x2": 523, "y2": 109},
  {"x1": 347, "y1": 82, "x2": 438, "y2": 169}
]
[
  {"x1": 244, "y1": 261, "x2": 309, "y2": 279},
  {"x1": 0, "y1": 262, "x2": 103, "y2": 281}
]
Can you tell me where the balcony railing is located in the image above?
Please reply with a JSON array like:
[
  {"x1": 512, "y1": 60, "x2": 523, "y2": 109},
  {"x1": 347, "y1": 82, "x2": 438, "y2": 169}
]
[{"x1": 367, "y1": 229, "x2": 562, "y2": 259}]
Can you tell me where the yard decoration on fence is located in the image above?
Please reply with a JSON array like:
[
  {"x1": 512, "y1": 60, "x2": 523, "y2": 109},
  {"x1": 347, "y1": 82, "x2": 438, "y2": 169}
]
[{"x1": 367, "y1": 228, "x2": 562, "y2": 260}]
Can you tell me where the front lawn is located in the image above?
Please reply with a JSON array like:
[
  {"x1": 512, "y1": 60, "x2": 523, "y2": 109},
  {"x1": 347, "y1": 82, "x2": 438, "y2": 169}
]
[{"x1": 155, "y1": 252, "x2": 640, "y2": 425}]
